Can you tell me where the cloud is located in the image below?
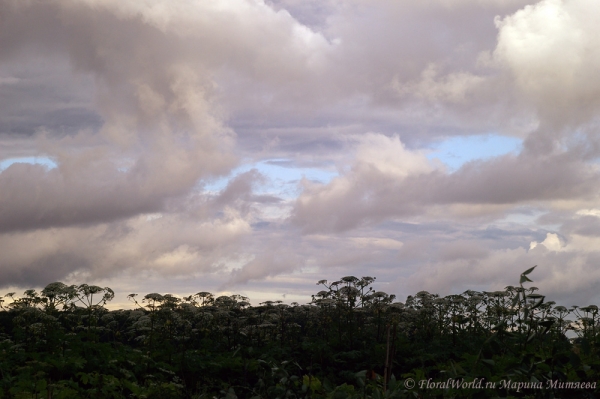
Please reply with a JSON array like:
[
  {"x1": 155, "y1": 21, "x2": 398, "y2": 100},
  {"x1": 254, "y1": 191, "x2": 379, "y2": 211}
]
[
  {"x1": 0, "y1": 0, "x2": 331, "y2": 288},
  {"x1": 291, "y1": 133, "x2": 600, "y2": 233},
  {"x1": 0, "y1": 154, "x2": 279, "y2": 288},
  {"x1": 291, "y1": 134, "x2": 433, "y2": 232},
  {"x1": 492, "y1": 0, "x2": 600, "y2": 127},
  {"x1": 393, "y1": 63, "x2": 486, "y2": 104},
  {"x1": 0, "y1": 197, "x2": 252, "y2": 287},
  {"x1": 529, "y1": 232, "x2": 562, "y2": 251},
  {"x1": 395, "y1": 226, "x2": 600, "y2": 306},
  {"x1": 225, "y1": 0, "x2": 539, "y2": 152},
  {"x1": 0, "y1": 1, "x2": 259, "y2": 234},
  {"x1": 223, "y1": 248, "x2": 305, "y2": 288},
  {"x1": 2, "y1": 0, "x2": 600, "y2": 310},
  {"x1": 287, "y1": 0, "x2": 600, "y2": 241}
]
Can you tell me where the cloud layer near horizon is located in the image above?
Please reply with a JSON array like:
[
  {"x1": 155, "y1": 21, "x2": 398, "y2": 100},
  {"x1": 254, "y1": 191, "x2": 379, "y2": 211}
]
[{"x1": 2, "y1": 0, "x2": 600, "y2": 307}]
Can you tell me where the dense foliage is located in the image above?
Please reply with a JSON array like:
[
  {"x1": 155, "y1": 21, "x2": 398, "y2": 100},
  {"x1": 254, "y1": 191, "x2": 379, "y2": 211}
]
[{"x1": 0, "y1": 267, "x2": 599, "y2": 398}]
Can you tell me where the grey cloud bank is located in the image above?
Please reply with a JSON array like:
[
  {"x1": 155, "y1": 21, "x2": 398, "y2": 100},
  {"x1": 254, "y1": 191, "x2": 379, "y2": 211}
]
[{"x1": 1, "y1": 0, "x2": 600, "y2": 308}]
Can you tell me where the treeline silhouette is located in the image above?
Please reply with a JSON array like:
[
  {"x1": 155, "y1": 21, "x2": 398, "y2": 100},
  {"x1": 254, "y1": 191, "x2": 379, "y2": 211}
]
[{"x1": 0, "y1": 267, "x2": 598, "y2": 398}]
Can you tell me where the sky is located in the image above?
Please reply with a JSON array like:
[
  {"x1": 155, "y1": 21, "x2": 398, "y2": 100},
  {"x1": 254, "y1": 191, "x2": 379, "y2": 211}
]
[{"x1": 2, "y1": 0, "x2": 600, "y2": 309}]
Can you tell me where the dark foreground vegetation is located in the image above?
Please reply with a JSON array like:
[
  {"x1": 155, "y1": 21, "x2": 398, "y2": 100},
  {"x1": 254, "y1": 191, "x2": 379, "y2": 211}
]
[{"x1": 0, "y1": 267, "x2": 599, "y2": 398}]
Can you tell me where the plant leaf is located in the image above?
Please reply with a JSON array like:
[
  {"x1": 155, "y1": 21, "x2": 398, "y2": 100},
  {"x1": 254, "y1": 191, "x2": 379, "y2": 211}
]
[{"x1": 520, "y1": 275, "x2": 533, "y2": 284}]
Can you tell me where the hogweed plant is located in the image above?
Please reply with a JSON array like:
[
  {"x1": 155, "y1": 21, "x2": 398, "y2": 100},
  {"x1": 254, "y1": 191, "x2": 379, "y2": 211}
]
[{"x1": 0, "y1": 267, "x2": 599, "y2": 398}]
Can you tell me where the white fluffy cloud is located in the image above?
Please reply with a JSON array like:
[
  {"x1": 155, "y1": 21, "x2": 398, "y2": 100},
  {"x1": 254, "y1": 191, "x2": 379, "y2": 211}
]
[{"x1": 493, "y1": 0, "x2": 600, "y2": 126}]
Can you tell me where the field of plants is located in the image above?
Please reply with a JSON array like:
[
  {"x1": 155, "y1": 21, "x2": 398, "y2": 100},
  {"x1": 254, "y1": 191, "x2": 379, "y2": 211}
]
[{"x1": 0, "y1": 266, "x2": 599, "y2": 398}]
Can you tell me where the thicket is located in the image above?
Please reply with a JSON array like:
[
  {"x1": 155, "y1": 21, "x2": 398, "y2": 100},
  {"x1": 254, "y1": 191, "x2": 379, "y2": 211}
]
[{"x1": 0, "y1": 267, "x2": 599, "y2": 398}]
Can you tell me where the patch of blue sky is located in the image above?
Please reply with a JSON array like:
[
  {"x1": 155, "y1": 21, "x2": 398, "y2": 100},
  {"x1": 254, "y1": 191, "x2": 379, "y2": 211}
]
[
  {"x1": 427, "y1": 134, "x2": 522, "y2": 171},
  {"x1": 204, "y1": 159, "x2": 338, "y2": 197},
  {"x1": 0, "y1": 156, "x2": 58, "y2": 171}
]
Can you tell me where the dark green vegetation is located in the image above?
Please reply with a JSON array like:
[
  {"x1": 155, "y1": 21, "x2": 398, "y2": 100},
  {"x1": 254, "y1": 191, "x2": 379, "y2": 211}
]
[{"x1": 0, "y1": 267, "x2": 599, "y2": 398}]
